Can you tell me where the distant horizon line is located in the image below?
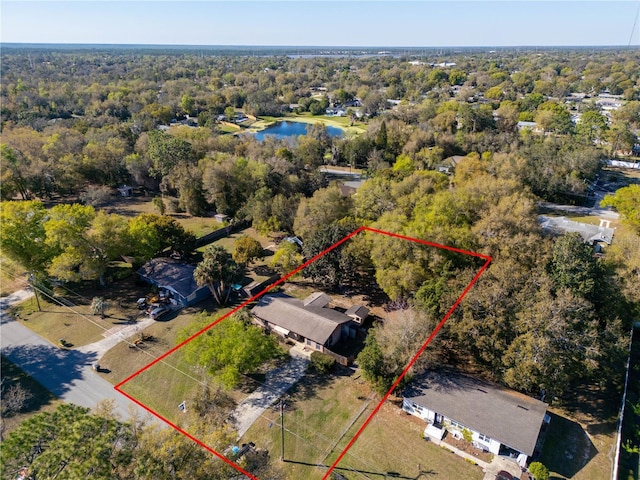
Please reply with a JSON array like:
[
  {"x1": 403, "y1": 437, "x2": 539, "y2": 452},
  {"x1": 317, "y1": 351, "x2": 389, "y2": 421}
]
[{"x1": 2, "y1": 42, "x2": 637, "y2": 50}]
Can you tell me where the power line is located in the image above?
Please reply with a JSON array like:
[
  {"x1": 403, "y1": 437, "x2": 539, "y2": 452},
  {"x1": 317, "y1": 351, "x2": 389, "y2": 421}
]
[
  {"x1": 2, "y1": 270, "x2": 382, "y2": 478},
  {"x1": 0, "y1": 267, "x2": 209, "y2": 389},
  {"x1": 629, "y1": 2, "x2": 640, "y2": 47}
]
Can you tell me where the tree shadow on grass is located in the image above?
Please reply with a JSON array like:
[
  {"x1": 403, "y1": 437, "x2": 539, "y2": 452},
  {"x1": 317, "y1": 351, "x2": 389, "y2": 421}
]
[
  {"x1": 540, "y1": 412, "x2": 598, "y2": 479},
  {"x1": 1, "y1": 344, "x2": 97, "y2": 400}
]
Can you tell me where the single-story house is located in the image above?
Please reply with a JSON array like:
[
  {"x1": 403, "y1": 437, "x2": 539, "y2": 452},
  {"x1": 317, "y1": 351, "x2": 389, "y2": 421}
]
[
  {"x1": 402, "y1": 370, "x2": 549, "y2": 467},
  {"x1": 517, "y1": 121, "x2": 541, "y2": 132},
  {"x1": 137, "y1": 258, "x2": 211, "y2": 307},
  {"x1": 538, "y1": 215, "x2": 615, "y2": 246},
  {"x1": 437, "y1": 155, "x2": 464, "y2": 175},
  {"x1": 251, "y1": 292, "x2": 357, "y2": 354}
]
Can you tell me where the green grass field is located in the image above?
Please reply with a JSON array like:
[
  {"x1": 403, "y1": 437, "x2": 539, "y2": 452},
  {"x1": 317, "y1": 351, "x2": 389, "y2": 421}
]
[
  {"x1": 242, "y1": 371, "x2": 484, "y2": 480},
  {"x1": 100, "y1": 305, "x2": 235, "y2": 422}
]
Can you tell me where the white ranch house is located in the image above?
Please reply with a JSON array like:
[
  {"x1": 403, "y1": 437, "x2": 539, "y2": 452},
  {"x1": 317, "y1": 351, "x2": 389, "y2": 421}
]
[{"x1": 402, "y1": 370, "x2": 549, "y2": 468}]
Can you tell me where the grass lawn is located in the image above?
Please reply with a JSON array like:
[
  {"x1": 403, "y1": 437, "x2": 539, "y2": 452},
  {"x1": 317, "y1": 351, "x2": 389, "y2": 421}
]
[
  {"x1": 1, "y1": 356, "x2": 62, "y2": 437},
  {"x1": 10, "y1": 297, "x2": 115, "y2": 347},
  {"x1": 218, "y1": 122, "x2": 242, "y2": 134},
  {"x1": 540, "y1": 379, "x2": 622, "y2": 480},
  {"x1": 241, "y1": 369, "x2": 373, "y2": 480},
  {"x1": 8, "y1": 275, "x2": 152, "y2": 348},
  {"x1": 241, "y1": 370, "x2": 483, "y2": 480},
  {"x1": 0, "y1": 257, "x2": 27, "y2": 297},
  {"x1": 99, "y1": 303, "x2": 237, "y2": 423},
  {"x1": 326, "y1": 400, "x2": 485, "y2": 480}
]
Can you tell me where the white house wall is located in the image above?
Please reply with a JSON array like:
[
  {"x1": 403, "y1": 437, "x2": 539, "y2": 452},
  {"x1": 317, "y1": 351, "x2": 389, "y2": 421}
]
[
  {"x1": 403, "y1": 397, "x2": 513, "y2": 457},
  {"x1": 402, "y1": 398, "x2": 434, "y2": 422},
  {"x1": 470, "y1": 432, "x2": 501, "y2": 455}
]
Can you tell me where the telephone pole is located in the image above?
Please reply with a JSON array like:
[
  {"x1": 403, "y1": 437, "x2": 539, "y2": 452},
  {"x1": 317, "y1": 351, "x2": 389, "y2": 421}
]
[
  {"x1": 280, "y1": 397, "x2": 285, "y2": 461},
  {"x1": 29, "y1": 273, "x2": 41, "y2": 312}
]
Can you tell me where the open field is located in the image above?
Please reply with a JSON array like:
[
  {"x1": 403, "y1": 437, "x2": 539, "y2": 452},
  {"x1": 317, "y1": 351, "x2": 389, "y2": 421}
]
[{"x1": 1, "y1": 356, "x2": 61, "y2": 437}]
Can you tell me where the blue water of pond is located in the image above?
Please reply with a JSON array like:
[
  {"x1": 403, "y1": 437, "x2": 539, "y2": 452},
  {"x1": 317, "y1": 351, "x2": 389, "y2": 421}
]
[{"x1": 253, "y1": 121, "x2": 343, "y2": 140}]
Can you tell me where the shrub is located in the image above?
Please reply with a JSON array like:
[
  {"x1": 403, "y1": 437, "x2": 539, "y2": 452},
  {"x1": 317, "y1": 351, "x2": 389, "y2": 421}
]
[
  {"x1": 529, "y1": 461, "x2": 550, "y2": 480},
  {"x1": 310, "y1": 351, "x2": 336, "y2": 373}
]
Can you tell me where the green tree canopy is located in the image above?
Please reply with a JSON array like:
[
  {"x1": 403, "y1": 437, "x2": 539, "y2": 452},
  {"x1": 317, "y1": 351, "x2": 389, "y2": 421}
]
[
  {"x1": 232, "y1": 235, "x2": 264, "y2": 265},
  {"x1": 193, "y1": 244, "x2": 240, "y2": 305},
  {"x1": 179, "y1": 312, "x2": 281, "y2": 388},
  {"x1": 601, "y1": 184, "x2": 640, "y2": 234},
  {"x1": 270, "y1": 241, "x2": 303, "y2": 275},
  {"x1": 127, "y1": 213, "x2": 195, "y2": 261},
  {"x1": 547, "y1": 232, "x2": 600, "y2": 301},
  {"x1": 293, "y1": 184, "x2": 353, "y2": 241},
  {"x1": 147, "y1": 129, "x2": 195, "y2": 178},
  {"x1": 1, "y1": 403, "x2": 136, "y2": 480},
  {"x1": 0, "y1": 200, "x2": 52, "y2": 273}
]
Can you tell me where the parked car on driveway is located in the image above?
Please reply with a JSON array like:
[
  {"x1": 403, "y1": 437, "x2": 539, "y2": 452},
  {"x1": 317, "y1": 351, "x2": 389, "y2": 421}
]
[{"x1": 149, "y1": 306, "x2": 170, "y2": 320}]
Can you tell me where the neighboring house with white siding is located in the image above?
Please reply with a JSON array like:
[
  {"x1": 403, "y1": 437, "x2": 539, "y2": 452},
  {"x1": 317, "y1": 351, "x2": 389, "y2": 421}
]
[{"x1": 402, "y1": 369, "x2": 549, "y2": 468}]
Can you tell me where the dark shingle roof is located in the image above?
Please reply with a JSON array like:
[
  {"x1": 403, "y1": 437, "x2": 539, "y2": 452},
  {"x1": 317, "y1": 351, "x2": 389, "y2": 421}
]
[
  {"x1": 137, "y1": 258, "x2": 201, "y2": 299},
  {"x1": 345, "y1": 305, "x2": 369, "y2": 320},
  {"x1": 303, "y1": 292, "x2": 331, "y2": 308},
  {"x1": 539, "y1": 215, "x2": 614, "y2": 245},
  {"x1": 404, "y1": 370, "x2": 547, "y2": 456},
  {"x1": 251, "y1": 293, "x2": 351, "y2": 345}
]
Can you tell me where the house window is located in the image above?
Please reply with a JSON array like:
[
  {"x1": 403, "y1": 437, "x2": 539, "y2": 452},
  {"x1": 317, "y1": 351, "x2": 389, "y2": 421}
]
[
  {"x1": 412, "y1": 403, "x2": 423, "y2": 412},
  {"x1": 306, "y1": 339, "x2": 311, "y2": 346},
  {"x1": 315, "y1": 343, "x2": 321, "y2": 350},
  {"x1": 478, "y1": 433, "x2": 491, "y2": 443},
  {"x1": 449, "y1": 420, "x2": 465, "y2": 430}
]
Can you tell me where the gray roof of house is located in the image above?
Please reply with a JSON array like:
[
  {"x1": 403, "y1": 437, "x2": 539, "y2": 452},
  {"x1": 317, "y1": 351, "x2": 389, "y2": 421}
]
[
  {"x1": 303, "y1": 292, "x2": 331, "y2": 308},
  {"x1": 137, "y1": 258, "x2": 202, "y2": 299},
  {"x1": 403, "y1": 370, "x2": 547, "y2": 456},
  {"x1": 539, "y1": 215, "x2": 614, "y2": 245},
  {"x1": 345, "y1": 305, "x2": 369, "y2": 320},
  {"x1": 251, "y1": 293, "x2": 352, "y2": 345}
]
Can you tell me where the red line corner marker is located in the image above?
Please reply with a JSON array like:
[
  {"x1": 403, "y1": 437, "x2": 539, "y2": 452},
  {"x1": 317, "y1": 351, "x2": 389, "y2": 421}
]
[{"x1": 115, "y1": 227, "x2": 492, "y2": 480}]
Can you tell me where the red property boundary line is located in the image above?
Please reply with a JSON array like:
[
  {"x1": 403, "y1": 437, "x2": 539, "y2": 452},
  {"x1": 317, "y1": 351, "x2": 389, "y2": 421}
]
[{"x1": 115, "y1": 226, "x2": 492, "y2": 479}]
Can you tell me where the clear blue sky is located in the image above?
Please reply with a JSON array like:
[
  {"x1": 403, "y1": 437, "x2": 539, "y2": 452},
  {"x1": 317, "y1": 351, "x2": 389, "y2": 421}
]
[{"x1": 2, "y1": 1, "x2": 639, "y2": 47}]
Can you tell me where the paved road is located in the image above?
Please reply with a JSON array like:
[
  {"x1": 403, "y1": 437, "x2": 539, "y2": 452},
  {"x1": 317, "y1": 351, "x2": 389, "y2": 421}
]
[
  {"x1": 320, "y1": 166, "x2": 364, "y2": 177},
  {"x1": 233, "y1": 348, "x2": 310, "y2": 438},
  {"x1": 538, "y1": 201, "x2": 620, "y2": 219},
  {"x1": 0, "y1": 290, "x2": 152, "y2": 421}
]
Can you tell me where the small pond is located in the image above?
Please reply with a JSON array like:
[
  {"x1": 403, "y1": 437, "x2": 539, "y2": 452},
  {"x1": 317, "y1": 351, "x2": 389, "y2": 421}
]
[{"x1": 253, "y1": 121, "x2": 343, "y2": 140}]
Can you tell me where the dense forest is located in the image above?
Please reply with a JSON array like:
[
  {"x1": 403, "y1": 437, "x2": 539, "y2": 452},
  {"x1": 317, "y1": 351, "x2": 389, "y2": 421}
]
[{"x1": 1, "y1": 46, "x2": 639, "y2": 479}]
